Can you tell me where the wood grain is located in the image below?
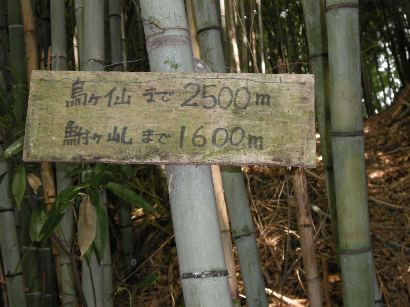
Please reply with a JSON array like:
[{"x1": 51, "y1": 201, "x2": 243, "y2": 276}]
[{"x1": 23, "y1": 70, "x2": 315, "y2": 166}]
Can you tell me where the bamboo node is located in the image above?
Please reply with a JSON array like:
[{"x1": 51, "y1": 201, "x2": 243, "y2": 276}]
[
  {"x1": 331, "y1": 130, "x2": 364, "y2": 137},
  {"x1": 326, "y1": 3, "x2": 359, "y2": 12},
  {"x1": 309, "y1": 52, "x2": 328, "y2": 61},
  {"x1": 197, "y1": 25, "x2": 220, "y2": 35},
  {"x1": 338, "y1": 247, "x2": 372, "y2": 255}
]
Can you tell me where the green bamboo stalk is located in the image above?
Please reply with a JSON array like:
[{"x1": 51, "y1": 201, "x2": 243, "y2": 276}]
[
  {"x1": 8, "y1": 0, "x2": 27, "y2": 128},
  {"x1": 108, "y1": 0, "x2": 124, "y2": 71},
  {"x1": 0, "y1": 158, "x2": 28, "y2": 307},
  {"x1": 108, "y1": 1, "x2": 136, "y2": 275},
  {"x1": 140, "y1": 1, "x2": 233, "y2": 306},
  {"x1": 192, "y1": 2, "x2": 267, "y2": 306},
  {"x1": 326, "y1": 1, "x2": 374, "y2": 305},
  {"x1": 118, "y1": 202, "x2": 136, "y2": 274},
  {"x1": 225, "y1": 0, "x2": 240, "y2": 72},
  {"x1": 74, "y1": 0, "x2": 84, "y2": 70},
  {"x1": 51, "y1": 1, "x2": 78, "y2": 305},
  {"x1": 81, "y1": 1, "x2": 105, "y2": 306},
  {"x1": 301, "y1": 0, "x2": 338, "y2": 249},
  {"x1": 0, "y1": 0, "x2": 8, "y2": 89}
]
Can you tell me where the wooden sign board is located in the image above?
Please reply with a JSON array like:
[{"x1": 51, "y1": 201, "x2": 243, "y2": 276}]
[{"x1": 23, "y1": 71, "x2": 315, "y2": 167}]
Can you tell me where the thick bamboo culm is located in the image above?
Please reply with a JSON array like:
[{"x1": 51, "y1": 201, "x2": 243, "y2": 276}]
[
  {"x1": 51, "y1": 0, "x2": 78, "y2": 306},
  {"x1": 326, "y1": 0, "x2": 374, "y2": 305},
  {"x1": 192, "y1": 1, "x2": 268, "y2": 305},
  {"x1": 140, "y1": 1, "x2": 233, "y2": 306},
  {"x1": 292, "y1": 168, "x2": 322, "y2": 307},
  {"x1": 186, "y1": 2, "x2": 239, "y2": 303},
  {"x1": 301, "y1": 0, "x2": 338, "y2": 249}
]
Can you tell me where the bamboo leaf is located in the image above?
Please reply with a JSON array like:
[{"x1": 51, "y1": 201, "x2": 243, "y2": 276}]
[
  {"x1": 78, "y1": 195, "x2": 97, "y2": 258},
  {"x1": 30, "y1": 208, "x2": 48, "y2": 242},
  {"x1": 106, "y1": 181, "x2": 154, "y2": 212},
  {"x1": 39, "y1": 207, "x2": 65, "y2": 241},
  {"x1": 55, "y1": 185, "x2": 84, "y2": 207},
  {"x1": 11, "y1": 164, "x2": 26, "y2": 208},
  {"x1": 89, "y1": 189, "x2": 107, "y2": 262},
  {"x1": 3, "y1": 136, "x2": 24, "y2": 158},
  {"x1": 0, "y1": 171, "x2": 8, "y2": 185},
  {"x1": 27, "y1": 172, "x2": 42, "y2": 194}
]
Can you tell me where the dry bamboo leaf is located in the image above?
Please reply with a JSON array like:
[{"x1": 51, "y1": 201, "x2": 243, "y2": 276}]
[
  {"x1": 78, "y1": 195, "x2": 97, "y2": 258},
  {"x1": 27, "y1": 173, "x2": 42, "y2": 194}
]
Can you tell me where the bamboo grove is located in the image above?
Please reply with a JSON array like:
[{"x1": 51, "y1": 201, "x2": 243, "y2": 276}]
[{"x1": 0, "y1": 0, "x2": 407, "y2": 306}]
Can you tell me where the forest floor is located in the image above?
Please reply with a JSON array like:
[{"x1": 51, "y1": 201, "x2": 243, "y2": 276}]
[{"x1": 113, "y1": 84, "x2": 410, "y2": 306}]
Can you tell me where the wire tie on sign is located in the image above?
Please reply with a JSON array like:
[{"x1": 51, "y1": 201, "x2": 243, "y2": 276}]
[
  {"x1": 197, "y1": 25, "x2": 220, "y2": 35},
  {"x1": 309, "y1": 52, "x2": 328, "y2": 61},
  {"x1": 0, "y1": 208, "x2": 14, "y2": 213},
  {"x1": 232, "y1": 231, "x2": 256, "y2": 241},
  {"x1": 4, "y1": 271, "x2": 23, "y2": 278},
  {"x1": 338, "y1": 247, "x2": 372, "y2": 255},
  {"x1": 331, "y1": 130, "x2": 364, "y2": 137},
  {"x1": 326, "y1": 3, "x2": 359, "y2": 12},
  {"x1": 181, "y1": 270, "x2": 228, "y2": 280}
]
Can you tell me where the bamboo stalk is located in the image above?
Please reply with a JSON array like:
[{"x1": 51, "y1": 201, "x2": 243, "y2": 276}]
[
  {"x1": 225, "y1": 0, "x2": 240, "y2": 72},
  {"x1": 80, "y1": 1, "x2": 106, "y2": 306},
  {"x1": 256, "y1": 0, "x2": 265, "y2": 73},
  {"x1": 0, "y1": 0, "x2": 8, "y2": 90},
  {"x1": 8, "y1": 0, "x2": 27, "y2": 128},
  {"x1": 51, "y1": 0, "x2": 78, "y2": 305},
  {"x1": 326, "y1": 0, "x2": 374, "y2": 305},
  {"x1": 19, "y1": 1, "x2": 54, "y2": 306},
  {"x1": 0, "y1": 152, "x2": 27, "y2": 306},
  {"x1": 192, "y1": 1, "x2": 267, "y2": 305},
  {"x1": 108, "y1": 0, "x2": 124, "y2": 71},
  {"x1": 292, "y1": 168, "x2": 322, "y2": 307},
  {"x1": 239, "y1": 0, "x2": 248, "y2": 73},
  {"x1": 211, "y1": 165, "x2": 240, "y2": 305},
  {"x1": 301, "y1": 0, "x2": 338, "y2": 250},
  {"x1": 74, "y1": 0, "x2": 84, "y2": 70},
  {"x1": 140, "y1": 1, "x2": 233, "y2": 305}
]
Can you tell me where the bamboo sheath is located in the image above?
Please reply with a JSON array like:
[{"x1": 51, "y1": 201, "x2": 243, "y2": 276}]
[
  {"x1": 326, "y1": 0, "x2": 374, "y2": 305},
  {"x1": 140, "y1": 1, "x2": 233, "y2": 306}
]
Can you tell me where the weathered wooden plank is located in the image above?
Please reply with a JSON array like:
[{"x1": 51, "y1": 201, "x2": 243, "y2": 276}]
[{"x1": 23, "y1": 70, "x2": 315, "y2": 166}]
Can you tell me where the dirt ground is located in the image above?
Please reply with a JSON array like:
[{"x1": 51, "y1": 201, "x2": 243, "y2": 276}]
[{"x1": 113, "y1": 84, "x2": 410, "y2": 306}]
